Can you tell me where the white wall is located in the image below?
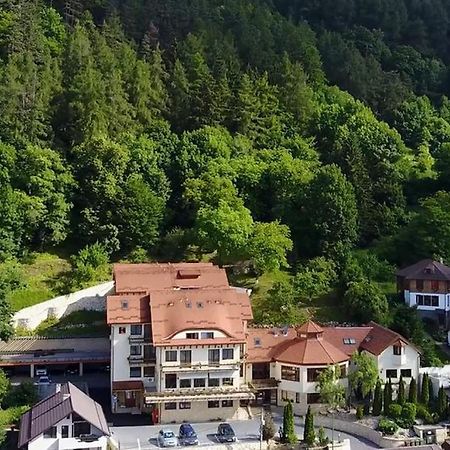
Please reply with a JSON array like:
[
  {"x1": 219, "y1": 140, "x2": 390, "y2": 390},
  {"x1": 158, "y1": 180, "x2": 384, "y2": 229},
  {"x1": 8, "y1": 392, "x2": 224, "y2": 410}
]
[
  {"x1": 13, "y1": 281, "x2": 114, "y2": 330},
  {"x1": 407, "y1": 290, "x2": 450, "y2": 311},
  {"x1": 377, "y1": 344, "x2": 420, "y2": 382}
]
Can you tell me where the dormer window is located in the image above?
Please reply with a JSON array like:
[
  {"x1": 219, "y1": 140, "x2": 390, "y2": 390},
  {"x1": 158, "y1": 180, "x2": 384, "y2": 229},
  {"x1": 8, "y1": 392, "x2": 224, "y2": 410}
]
[{"x1": 121, "y1": 299, "x2": 128, "y2": 310}]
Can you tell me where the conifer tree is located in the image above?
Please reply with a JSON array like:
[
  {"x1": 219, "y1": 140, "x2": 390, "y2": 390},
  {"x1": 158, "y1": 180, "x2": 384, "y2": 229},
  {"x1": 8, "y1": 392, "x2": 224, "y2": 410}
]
[
  {"x1": 421, "y1": 373, "x2": 430, "y2": 406},
  {"x1": 372, "y1": 379, "x2": 383, "y2": 416},
  {"x1": 282, "y1": 400, "x2": 296, "y2": 444},
  {"x1": 437, "y1": 386, "x2": 447, "y2": 419},
  {"x1": 398, "y1": 375, "x2": 405, "y2": 405},
  {"x1": 304, "y1": 405, "x2": 315, "y2": 446},
  {"x1": 383, "y1": 379, "x2": 393, "y2": 415},
  {"x1": 169, "y1": 59, "x2": 190, "y2": 132},
  {"x1": 408, "y1": 377, "x2": 417, "y2": 404}
]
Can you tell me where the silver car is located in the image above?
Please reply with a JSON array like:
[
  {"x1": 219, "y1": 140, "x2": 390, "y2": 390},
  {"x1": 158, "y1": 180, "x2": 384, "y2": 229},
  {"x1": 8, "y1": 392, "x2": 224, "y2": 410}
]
[{"x1": 158, "y1": 429, "x2": 178, "y2": 447}]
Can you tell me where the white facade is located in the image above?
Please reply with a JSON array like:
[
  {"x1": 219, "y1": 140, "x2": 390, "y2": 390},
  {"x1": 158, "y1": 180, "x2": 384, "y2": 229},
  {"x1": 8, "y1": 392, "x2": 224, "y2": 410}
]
[
  {"x1": 372, "y1": 342, "x2": 420, "y2": 383},
  {"x1": 27, "y1": 414, "x2": 108, "y2": 450},
  {"x1": 404, "y1": 290, "x2": 450, "y2": 311}
]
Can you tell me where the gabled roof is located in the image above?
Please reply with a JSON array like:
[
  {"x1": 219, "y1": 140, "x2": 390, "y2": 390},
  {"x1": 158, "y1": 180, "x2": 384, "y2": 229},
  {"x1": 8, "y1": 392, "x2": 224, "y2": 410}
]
[
  {"x1": 19, "y1": 382, "x2": 109, "y2": 448},
  {"x1": 149, "y1": 288, "x2": 252, "y2": 345},
  {"x1": 359, "y1": 321, "x2": 416, "y2": 356},
  {"x1": 296, "y1": 320, "x2": 323, "y2": 334},
  {"x1": 107, "y1": 292, "x2": 150, "y2": 324},
  {"x1": 396, "y1": 259, "x2": 450, "y2": 281}
]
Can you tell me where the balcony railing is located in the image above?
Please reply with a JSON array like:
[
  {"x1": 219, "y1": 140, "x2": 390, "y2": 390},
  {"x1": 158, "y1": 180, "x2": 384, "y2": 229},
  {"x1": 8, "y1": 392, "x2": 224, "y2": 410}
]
[
  {"x1": 128, "y1": 334, "x2": 151, "y2": 343},
  {"x1": 128, "y1": 354, "x2": 156, "y2": 364}
]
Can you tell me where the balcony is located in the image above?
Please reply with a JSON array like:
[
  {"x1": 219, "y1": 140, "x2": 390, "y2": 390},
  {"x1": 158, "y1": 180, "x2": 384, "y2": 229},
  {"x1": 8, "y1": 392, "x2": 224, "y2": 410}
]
[
  {"x1": 128, "y1": 354, "x2": 156, "y2": 365},
  {"x1": 128, "y1": 334, "x2": 149, "y2": 343},
  {"x1": 58, "y1": 435, "x2": 108, "y2": 449},
  {"x1": 161, "y1": 361, "x2": 239, "y2": 372}
]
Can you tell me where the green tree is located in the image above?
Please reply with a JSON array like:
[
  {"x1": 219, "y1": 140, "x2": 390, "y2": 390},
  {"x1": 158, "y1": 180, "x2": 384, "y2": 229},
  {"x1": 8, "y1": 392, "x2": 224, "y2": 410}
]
[
  {"x1": 262, "y1": 412, "x2": 276, "y2": 442},
  {"x1": 348, "y1": 352, "x2": 378, "y2": 399},
  {"x1": 409, "y1": 377, "x2": 418, "y2": 404},
  {"x1": 372, "y1": 379, "x2": 383, "y2": 416},
  {"x1": 437, "y1": 386, "x2": 447, "y2": 419},
  {"x1": 317, "y1": 427, "x2": 328, "y2": 446},
  {"x1": 0, "y1": 369, "x2": 10, "y2": 406},
  {"x1": 343, "y1": 280, "x2": 389, "y2": 324},
  {"x1": 299, "y1": 164, "x2": 358, "y2": 257},
  {"x1": 398, "y1": 375, "x2": 406, "y2": 405},
  {"x1": 282, "y1": 400, "x2": 297, "y2": 444},
  {"x1": 304, "y1": 405, "x2": 315, "y2": 446},
  {"x1": 384, "y1": 380, "x2": 393, "y2": 415},
  {"x1": 248, "y1": 221, "x2": 293, "y2": 274},
  {"x1": 316, "y1": 365, "x2": 346, "y2": 408},
  {"x1": 421, "y1": 373, "x2": 430, "y2": 406}
]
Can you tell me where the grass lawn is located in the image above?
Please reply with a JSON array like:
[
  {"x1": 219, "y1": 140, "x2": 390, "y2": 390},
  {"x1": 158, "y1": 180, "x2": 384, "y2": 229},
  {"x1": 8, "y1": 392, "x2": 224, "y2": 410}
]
[
  {"x1": 5, "y1": 253, "x2": 71, "y2": 312},
  {"x1": 32, "y1": 310, "x2": 109, "y2": 338}
]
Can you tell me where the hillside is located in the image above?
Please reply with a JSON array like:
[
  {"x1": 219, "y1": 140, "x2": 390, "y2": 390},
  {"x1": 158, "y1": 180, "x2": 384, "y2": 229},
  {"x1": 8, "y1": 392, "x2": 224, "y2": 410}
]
[{"x1": 0, "y1": 0, "x2": 448, "y2": 364}]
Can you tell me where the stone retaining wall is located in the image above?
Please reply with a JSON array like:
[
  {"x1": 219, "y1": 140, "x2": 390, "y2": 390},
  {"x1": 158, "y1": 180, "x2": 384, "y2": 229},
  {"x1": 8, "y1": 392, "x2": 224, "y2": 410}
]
[{"x1": 12, "y1": 281, "x2": 114, "y2": 330}]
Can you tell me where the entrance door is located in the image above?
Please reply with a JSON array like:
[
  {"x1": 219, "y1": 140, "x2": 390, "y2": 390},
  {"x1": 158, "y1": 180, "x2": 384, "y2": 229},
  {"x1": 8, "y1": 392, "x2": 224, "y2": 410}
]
[{"x1": 125, "y1": 390, "x2": 136, "y2": 407}]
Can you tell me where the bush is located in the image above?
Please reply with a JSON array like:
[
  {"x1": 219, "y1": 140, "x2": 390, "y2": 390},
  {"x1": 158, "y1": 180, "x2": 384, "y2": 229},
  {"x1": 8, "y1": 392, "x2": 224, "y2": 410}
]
[
  {"x1": 377, "y1": 418, "x2": 398, "y2": 435},
  {"x1": 3, "y1": 382, "x2": 38, "y2": 409},
  {"x1": 356, "y1": 405, "x2": 364, "y2": 420},
  {"x1": 318, "y1": 427, "x2": 328, "y2": 446},
  {"x1": 387, "y1": 403, "x2": 402, "y2": 420},
  {"x1": 416, "y1": 404, "x2": 437, "y2": 424}
]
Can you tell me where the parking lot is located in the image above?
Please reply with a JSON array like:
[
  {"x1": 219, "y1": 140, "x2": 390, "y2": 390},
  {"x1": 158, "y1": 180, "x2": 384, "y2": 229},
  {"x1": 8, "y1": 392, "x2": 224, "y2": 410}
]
[{"x1": 111, "y1": 410, "x2": 379, "y2": 450}]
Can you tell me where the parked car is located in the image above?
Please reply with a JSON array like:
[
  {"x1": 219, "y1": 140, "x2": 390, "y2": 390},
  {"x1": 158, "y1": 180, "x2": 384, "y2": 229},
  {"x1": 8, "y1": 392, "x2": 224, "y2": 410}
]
[
  {"x1": 216, "y1": 423, "x2": 236, "y2": 443},
  {"x1": 37, "y1": 376, "x2": 51, "y2": 385},
  {"x1": 179, "y1": 424, "x2": 198, "y2": 445},
  {"x1": 158, "y1": 429, "x2": 178, "y2": 447}
]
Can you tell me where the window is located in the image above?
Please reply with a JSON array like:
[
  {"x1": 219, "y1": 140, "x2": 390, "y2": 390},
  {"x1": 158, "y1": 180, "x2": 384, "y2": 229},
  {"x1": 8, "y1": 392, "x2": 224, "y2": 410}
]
[
  {"x1": 281, "y1": 365, "x2": 300, "y2": 382},
  {"x1": 386, "y1": 369, "x2": 397, "y2": 379},
  {"x1": 222, "y1": 400, "x2": 233, "y2": 407},
  {"x1": 416, "y1": 294, "x2": 424, "y2": 305},
  {"x1": 340, "y1": 365, "x2": 347, "y2": 378},
  {"x1": 432, "y1": 280, "x2": 439, "y2": 292},
  {"x1": 180, "y1": 379, "x2": 191, "y2": 388},
  {"x1": 73, "y1": 421, "x2": 90, "y2": 437},
  {"x1": 194, "y1": 378, "x2": 205, "y2": 388},
  {"x1": 254, "y1": 337, "x2": 261, "y2": 347},
  {"x1": 208, "y1": 378, "x2": 220, "y2": 387},
  {"x1": 343, "y1": 338, "x2": 356, "y2": 345},
  {"x1": 143, "y1": 366, "x2": 155, "y2": 377},
  {"x1": 295, "y1": 393, "x2": 300, "y2": 403},
  {"x1": 179, "y1": 402, "x2": 191, "y2": 409},
  {"x1": 222, "y1": 348, "x2": 234, "y2": 360},
  {"x1": 61, "y1": 425, "x2": 69, "y2": 438},
  {"x1": 130, "y1": 324, "x2": 142, "y2": 335},
  {"x1": 393, "y1": 345, "x2": 402, "y2": 355},
  {"x1": 208, "y1": 349, "x2": 220, "y2": 364},
  {"x1": 401, "y1": 369, "x2": 412, "y2": 378},
  {"x1": 130, "y1": 367, "x2": 141, "y2": 378},
  {"x1": 165, "y1": 402, "x2": 177, "y2": 410},
  {"x1": 43, "y1": 426, "x2": 57, "y2": 438},
  {"x1": 416, "y1": 279, "x2": 424, "y2": 291},
  {"x1": 165, "y1": 350, "x2": 177, "y2": 362},
  {"x1": 201, "y1": 332, "x2": 214, "y2": 339},
  {"x1": 130, "y1": 345, "x2": 142, "y2": 356},
  {"x1": 208, "y1": 400, "x2": 220, "y2": 408},
  {"x1": 222, "y1": 378, "x2": 233, "y2": 386},
  {"x1": 121, "y1": 300, "x2": 128, "y2": 310},
  {"x1": 307, "y1": 393, "x2": 321, "y2": 404},
  {"x1": 186, "y1": 332, "x2": 199, "y2": 339},
  {"x1": 432, "y1": 296, "x2": 439, "y2": 307},
  {"x1": 180, "y1": 350, "x2": 192, "y2": 365},
  {"x1": 307, "y1": 368, "x2": 322, "y2": 382},
  {"x1": 118, "y1": 327, "x2": 126, "y2": 334},
  {"x1": 165, "y1": 374, "x2": 177, "y2": 389}
]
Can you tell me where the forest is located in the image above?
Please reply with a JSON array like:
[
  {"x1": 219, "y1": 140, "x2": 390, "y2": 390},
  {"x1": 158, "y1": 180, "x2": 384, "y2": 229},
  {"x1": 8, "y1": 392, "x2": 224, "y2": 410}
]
[{"x1": 1, "y1": 0, "x2": 450, "y2": 364}]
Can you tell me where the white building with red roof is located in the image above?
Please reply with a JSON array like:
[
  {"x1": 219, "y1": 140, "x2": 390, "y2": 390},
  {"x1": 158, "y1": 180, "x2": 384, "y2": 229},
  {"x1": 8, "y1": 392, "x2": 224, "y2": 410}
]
[{"x1": 245, "y1": 321, "x2": 420, "y2": 414}]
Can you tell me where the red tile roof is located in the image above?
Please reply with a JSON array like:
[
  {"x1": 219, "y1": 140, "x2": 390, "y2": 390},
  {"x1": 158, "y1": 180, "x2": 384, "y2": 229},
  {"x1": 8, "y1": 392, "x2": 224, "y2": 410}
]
[
  {"x1": 246, "y1": 321, "x2": 416, "y2": 366},
  {"x1": 107, "y1": 293, "x2": 150, "y2": 324},
  {"x1": 149, "y1": 288, "x2": 252, "y2": 345},
  {"x1": 113, "y1": 262, "x2": 229, "y2": 293},
  {"x1": 359, "y1": 321, "x2": 416, "y2": 356}
]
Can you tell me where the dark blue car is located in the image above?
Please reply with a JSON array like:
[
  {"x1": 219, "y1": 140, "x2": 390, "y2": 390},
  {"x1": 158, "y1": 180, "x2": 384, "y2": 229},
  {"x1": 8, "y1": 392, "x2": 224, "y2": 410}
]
[{"x1": 179, "y1": 424, "x2": 199, "y2": 445}]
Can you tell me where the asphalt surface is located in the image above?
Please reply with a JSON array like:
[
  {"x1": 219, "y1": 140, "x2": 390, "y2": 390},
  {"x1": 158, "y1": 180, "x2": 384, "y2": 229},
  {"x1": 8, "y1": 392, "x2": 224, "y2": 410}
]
[{"x1": 111, "y1": 411, "x2": 379, "y2": 450}]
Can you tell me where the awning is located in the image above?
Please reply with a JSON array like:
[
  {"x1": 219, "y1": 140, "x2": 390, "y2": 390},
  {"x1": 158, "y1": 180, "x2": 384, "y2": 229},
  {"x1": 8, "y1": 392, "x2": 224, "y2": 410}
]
[
  {"x1": 113, "y1": 380, "x2": 144, "y2": 391},
  {"x1": 144, "y1": 389, "x2": 255, "y2": 404}
]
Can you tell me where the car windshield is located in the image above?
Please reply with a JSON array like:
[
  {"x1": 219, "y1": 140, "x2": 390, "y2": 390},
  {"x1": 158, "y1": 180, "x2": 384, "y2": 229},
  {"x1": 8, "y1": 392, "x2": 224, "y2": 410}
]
[
  {"x1": 164, "y1": 431, "x2": 175, "y2": 438},
  {"x1": 222, "y1": 426, "x2": 233, "y2": 435}
]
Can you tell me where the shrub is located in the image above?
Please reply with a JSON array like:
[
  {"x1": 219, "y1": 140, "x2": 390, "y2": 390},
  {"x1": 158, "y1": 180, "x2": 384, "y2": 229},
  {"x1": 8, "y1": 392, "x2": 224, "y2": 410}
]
[
  {"x1": 356, "y1": 405, "x2": 364, "y2": 420},
  {"x1": 377, "y1": 418, "x2": 398, "y2": 435},
  {"x1": 262, "y1": 412, "x2": 276, "y2": 442},
  {"x1": 387, "y1": 403, "x2": 402, "y2": 420},
  {"x1": 416, "y1": 404, "x2": 437, "y2": 424},
  {"x1": 396, "y1": 402, "x2": 417, "y2": 428},
  {"x1": 318, "y1": 427, "x2": 328, "y2": 446}
]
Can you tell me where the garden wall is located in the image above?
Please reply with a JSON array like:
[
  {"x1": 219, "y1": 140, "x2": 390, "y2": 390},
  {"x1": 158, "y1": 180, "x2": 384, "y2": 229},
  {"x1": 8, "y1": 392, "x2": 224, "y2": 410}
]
[
  {"x1": 311, "y1": 415, "x2": 418, "y2": 448},
  {"x1": 12, "y1": 281, "x2": 114, "y2": 330}
]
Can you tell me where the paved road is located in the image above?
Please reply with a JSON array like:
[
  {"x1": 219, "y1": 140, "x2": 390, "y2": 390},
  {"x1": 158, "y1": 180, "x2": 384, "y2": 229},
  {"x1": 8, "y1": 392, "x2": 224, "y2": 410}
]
[{"x1": 111, "y1": 412, "x2": 379, "y2": 450}]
